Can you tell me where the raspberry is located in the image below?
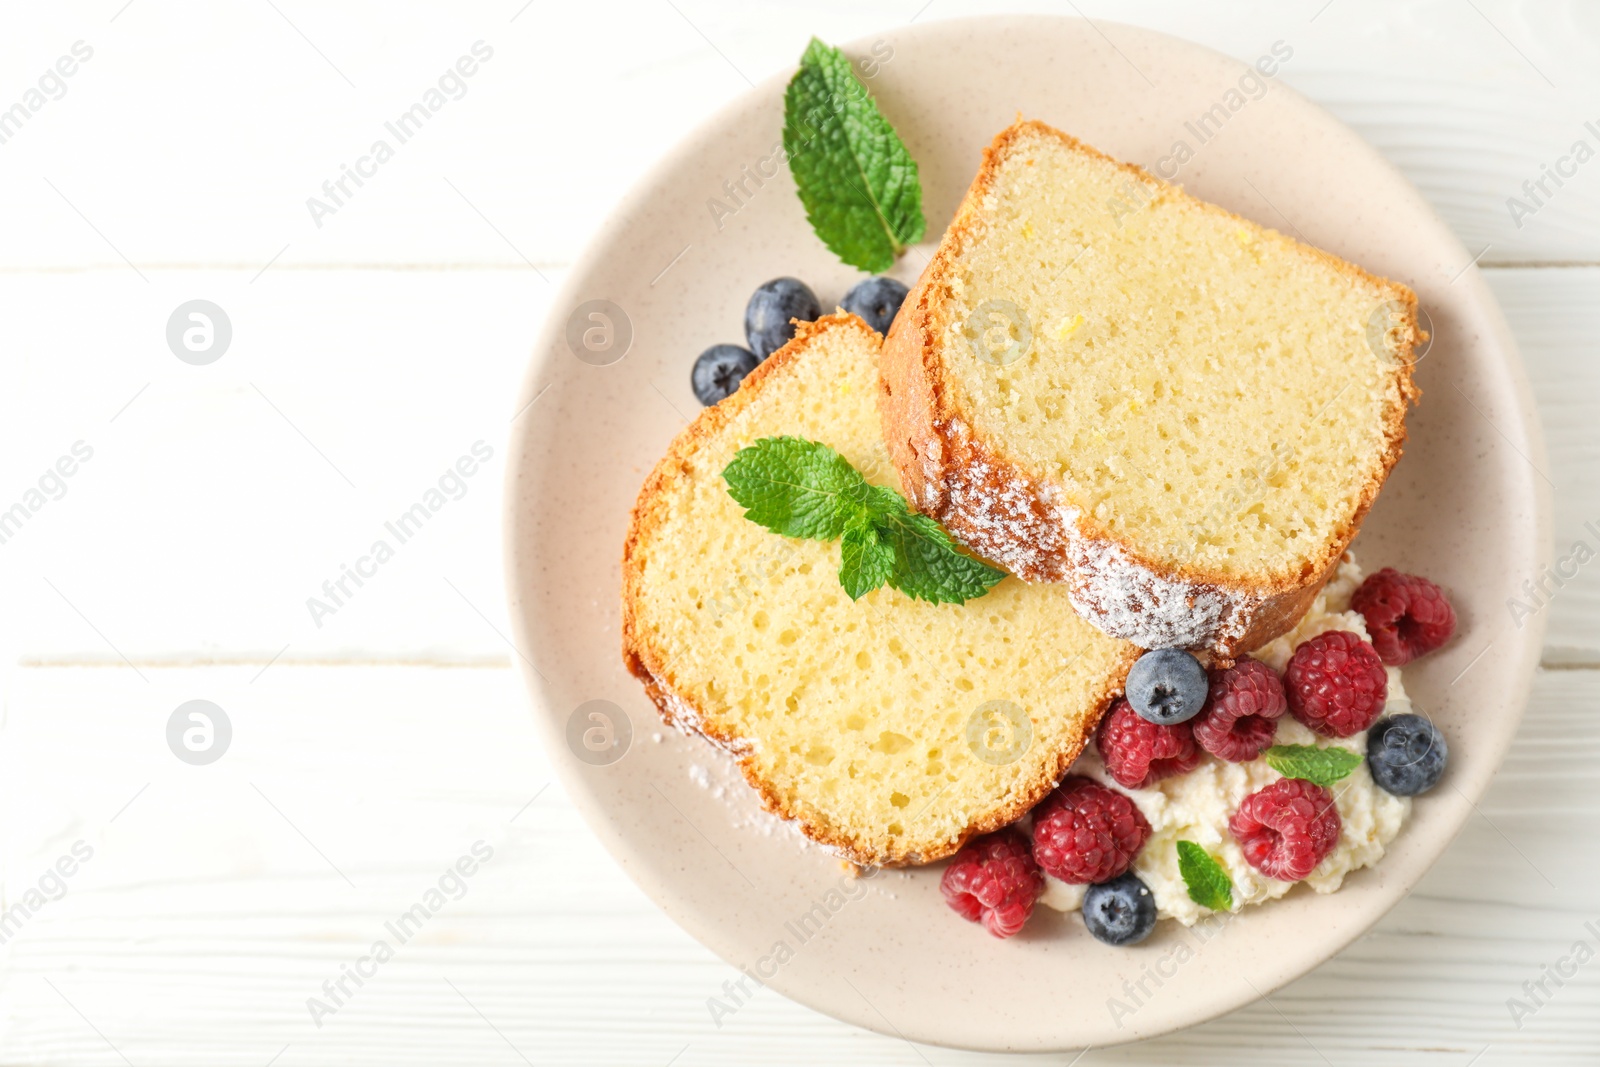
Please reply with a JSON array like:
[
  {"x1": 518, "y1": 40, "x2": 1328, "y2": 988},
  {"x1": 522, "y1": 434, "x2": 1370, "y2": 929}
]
[
  {"x1": 1285, "y1": 630, "x2": 1387, "y2": 738},
  {"x1": 1096, "y1": 699, "x2": 1203, "y2": 789},
  {"x1": 1031, "y1": 776, "x2": 1151, "y2": 884},
  {"x1": 1352, "y1": 568, "x2": 1457, "y2": 665},
  {"x1": 1192, "y1": 659, "x2": 1288, "y2": 762},
  {"x1": 1229, "y1": 778, "x2": 1342, "y2": 881},
  {"x1": 939, "y1": 830, "x2": 1042, "y2": 938}
]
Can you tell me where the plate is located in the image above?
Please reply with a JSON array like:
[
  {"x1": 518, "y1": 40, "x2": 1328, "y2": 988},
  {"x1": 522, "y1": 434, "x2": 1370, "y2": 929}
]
[{"x1": 503, "y1": 15, "x2": 1549, "y2": 1051}]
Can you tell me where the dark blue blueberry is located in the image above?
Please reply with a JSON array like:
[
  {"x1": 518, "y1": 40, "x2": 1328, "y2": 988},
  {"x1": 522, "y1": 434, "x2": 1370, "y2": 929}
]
[
  {"x1": 1082, "y1": 873, "x2": 1157, "y2": 946},
  {"x1": 1366, "y1": 713, "x2": 1448, "y2": 796},
  {"x1": 839, "y1": 276, "x2": 910, "y2": 336},
  {"x1": 691, "y1": 344, "x2": 760, "y2": 406},
  {"x1": 1125, "y1": 648, "x2": 1209, "y2": 725},
  {"x1": 744, "y1": 277, "x2": 821, "y2": 359}
]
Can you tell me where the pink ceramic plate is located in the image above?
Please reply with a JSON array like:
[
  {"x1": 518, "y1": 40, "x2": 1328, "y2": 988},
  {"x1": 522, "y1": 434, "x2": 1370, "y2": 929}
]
[{"x1": 504, "y1": 16, "x2": 1548, "y2": 1050}]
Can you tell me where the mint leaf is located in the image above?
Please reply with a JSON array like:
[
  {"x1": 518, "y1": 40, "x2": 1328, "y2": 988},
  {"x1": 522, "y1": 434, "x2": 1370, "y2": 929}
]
[
  {"x1": 1263, "y1": 744, "x2": 1363, "y2": 788},
  {"x1": 863, "y1": 482, "x2": 909, "y2": 518},
  {"x1": 722, "y1": 436, "x2": 869, "y2": 539},
  {"x1": 1177, "y1": 841, "x2": 1233, "y2": 912},
  {"x1": 722, "y1": 437, "x2": 1005, "y2": 605},
  {"x1": 839, "y1": 520, "x2": 894, "y2": 600},
  {"x1": 783, "y1": 38, "x2": 925, "y2": 272},
  {"x1": 876, "y1": 509, "x2": 1006, "y2": 605}
]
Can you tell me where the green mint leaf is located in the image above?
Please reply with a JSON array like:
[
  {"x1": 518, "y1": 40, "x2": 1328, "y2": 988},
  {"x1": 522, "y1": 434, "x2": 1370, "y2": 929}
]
[
  {"x1": 722, "y1": 436, "x2": 871, "y2": 540},
  {"x1": 875, "y1": 509, "x2": 1006, "y2": 605},
  {"x1": 1176, "y1": 841, "x2": 1233, "y2": 912},
  {"x1": 838, "y1": 520, "x2": 894, "y2": 600},
  {"x1": 861, "y1": 481, "x2": 909, "y2": 519},
  {"x1": 1263, "y1": 744, "x2": 1363, "y2": 788},
  {"x1": 783, "y1": 38, "x2": 925, "y2": 273},
  {"x1": 723, "y1": 436, "x2": 1005, "y2": 605}
]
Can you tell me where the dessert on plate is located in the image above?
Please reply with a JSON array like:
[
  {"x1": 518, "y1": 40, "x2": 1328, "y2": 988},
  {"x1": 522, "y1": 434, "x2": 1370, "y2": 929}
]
[{"x1": 619, "y1": 62, "x2": 1454, "y2": 944}]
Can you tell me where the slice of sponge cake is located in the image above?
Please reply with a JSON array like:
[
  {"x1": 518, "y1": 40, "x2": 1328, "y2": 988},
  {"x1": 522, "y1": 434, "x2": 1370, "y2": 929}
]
[
  {"x1": 623, "y1": 313, "x2": 1138, "y2": 866},
  {"x1": 880, "y1": 120, "x2": 1422, "y2": 657}
]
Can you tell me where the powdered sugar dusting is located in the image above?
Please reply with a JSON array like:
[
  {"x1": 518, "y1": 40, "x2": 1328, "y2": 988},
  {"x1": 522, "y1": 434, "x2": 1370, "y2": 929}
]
[
  {"x1": 686, "y1": 751, "x2": 817, "y2": 845},
  {"x1": 931, "y1": 418, "x2": 1071, "y2": 581},
  {"x1": 1059, "y1": 503, "x2": 1258, "y2": 651},
  {"x1": 687, "y1": 763, "x2": 719, "y2": 797},
  {"x1": 656, "y1": 684, "x2": 754, "y2": 758}
]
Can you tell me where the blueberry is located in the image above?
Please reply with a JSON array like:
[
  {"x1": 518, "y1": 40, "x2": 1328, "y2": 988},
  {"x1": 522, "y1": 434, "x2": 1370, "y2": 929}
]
[
  {"x1": 1125, "y1": 648, "x2": 1209, "y2": 725},
  {"x1": 839, "y1": 276, "x2": 909, "y2": 336},
  {"x1": 1366, "y1": 713, "x2": 1448, "y2": 796},
  {"x1": 744, "y1": 277, "x2": 821, "y2": 359},
  {"x1": 691, "y1": 344, "x2": 760, "y2": 406},
  {"x1": 1082, "y1": 873, "x2": 1157, "y2": 946}
]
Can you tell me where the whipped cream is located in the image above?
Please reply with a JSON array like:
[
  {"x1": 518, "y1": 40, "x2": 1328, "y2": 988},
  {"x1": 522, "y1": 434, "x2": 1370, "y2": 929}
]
[{"x1": 1040, "y1": 554, "x2": 1412, "y2": 925}]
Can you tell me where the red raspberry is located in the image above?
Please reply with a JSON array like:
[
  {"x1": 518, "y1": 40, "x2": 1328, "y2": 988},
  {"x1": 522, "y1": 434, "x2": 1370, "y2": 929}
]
[
  {"x1": 1097, "y1": 699, "x2": 1203, "y2": 789},
  {"x1": 939, "y1": 830, "x2": 1042, "y2": 938},
  {"x1": 1285, "y1": 630, "x2": 1387, "y2": 738},
  {"x1": 1229, "y1": 778, "x2": 1342, "y2": 881},
  {"x1": 1030, "y1": 776, "x2": 1151, "y2": 884},
  {"x1": 1352, "y1": 568, "x2": 1457, "y2": 665},
  {"x1": 1192, "y1": 659, "x2": 1288, "y2": 762}
]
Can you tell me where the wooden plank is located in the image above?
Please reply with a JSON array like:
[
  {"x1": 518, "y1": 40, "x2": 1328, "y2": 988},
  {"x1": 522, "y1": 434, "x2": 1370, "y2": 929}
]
[
  {"x1": 0, "y1": 1, "x2": 1594, "y2": 270},
  {"x1": 3, "y1": 265, "x2": 1596, "y2": 662},
  {"x1": 0, "y1": 267, "x2": 563, "y2": 666},
  {"x1": 0, "y1": 663, "x2": 1594, "y2": 1065},
  {"x1": 1493, "y1": 268, "x2": 1600, "y2": 663}
]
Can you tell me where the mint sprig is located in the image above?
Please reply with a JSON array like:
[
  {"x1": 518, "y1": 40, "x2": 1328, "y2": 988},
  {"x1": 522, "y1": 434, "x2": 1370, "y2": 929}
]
[
  {"x1": 722, "y1": 437, "x2": 1004, "y2": 604},
  {"x1": 1176, "y1": 841, "x2": 1233, "y2": 912},
  {"x1": 783, "y1": 38, "x2": 925, "y2": 272},
  {"x1": 1263, "y1": 744, "x2": 1363, "y2": 788}
]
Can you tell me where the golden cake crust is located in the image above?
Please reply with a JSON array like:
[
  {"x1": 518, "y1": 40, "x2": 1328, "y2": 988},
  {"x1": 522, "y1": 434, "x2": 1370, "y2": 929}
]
[{"x1": 878, "y1": 120, "x2": 1421, "y2": 658}]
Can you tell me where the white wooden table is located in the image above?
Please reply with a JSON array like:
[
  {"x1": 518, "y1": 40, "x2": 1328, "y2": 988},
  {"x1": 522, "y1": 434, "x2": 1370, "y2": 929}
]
[{"x1": 2, "y1": 1, "x2": 1597, "y2": 1063}]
